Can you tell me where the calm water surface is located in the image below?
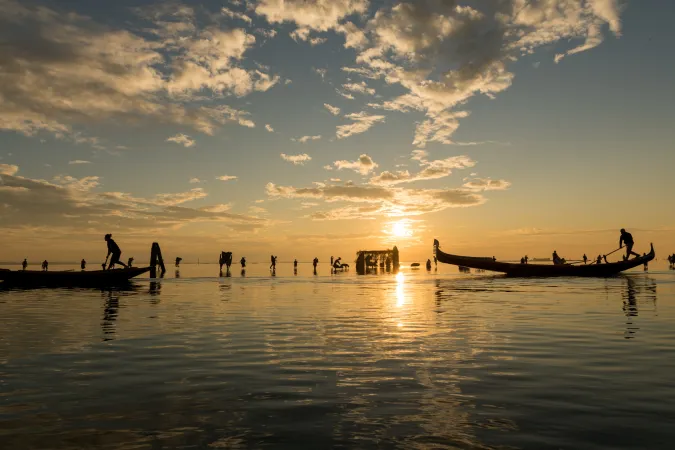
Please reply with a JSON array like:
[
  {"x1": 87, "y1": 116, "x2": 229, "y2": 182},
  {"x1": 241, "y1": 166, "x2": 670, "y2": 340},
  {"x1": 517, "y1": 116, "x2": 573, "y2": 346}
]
[{"x1": 2, "y1": 263, "x2": 675, "y2": 449}]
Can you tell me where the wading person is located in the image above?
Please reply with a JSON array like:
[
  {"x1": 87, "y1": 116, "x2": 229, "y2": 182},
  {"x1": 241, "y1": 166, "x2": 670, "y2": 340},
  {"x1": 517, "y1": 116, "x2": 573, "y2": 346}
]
[
  {"x1": 619, "y1": 228, "x2": 640, "y2": 260},
  {"x1": 583, "y1": 254, "x2": 588, "y2": 264},
  {"x1": 104, "y1": 234, "x2": 128, "y2": 270},
  {"x1": 22, "y1": 259, "x2": 27, "y2": 270}
]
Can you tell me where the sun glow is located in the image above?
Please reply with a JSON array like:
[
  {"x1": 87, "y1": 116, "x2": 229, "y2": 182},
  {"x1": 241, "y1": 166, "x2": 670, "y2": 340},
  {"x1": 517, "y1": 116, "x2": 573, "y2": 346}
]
[{"x1": 390, "y1": 220, "x2": 413, "y2": 238}]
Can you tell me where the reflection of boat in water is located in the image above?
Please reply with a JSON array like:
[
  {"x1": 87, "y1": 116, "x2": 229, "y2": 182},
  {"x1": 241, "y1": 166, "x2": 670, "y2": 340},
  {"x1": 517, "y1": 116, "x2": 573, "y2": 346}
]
[
  {"x1": 532, "y1": 258, "x2": 550, "y2": 261},
  {"x1": 411, "y1": 263, "x2": 421, "y2": 268},
  {"x1": 0, "y1": 267, "x2": 152, "y2": 287},
  {"x1": 434, "y1": 240, "x2": 655, "y2": 277}
]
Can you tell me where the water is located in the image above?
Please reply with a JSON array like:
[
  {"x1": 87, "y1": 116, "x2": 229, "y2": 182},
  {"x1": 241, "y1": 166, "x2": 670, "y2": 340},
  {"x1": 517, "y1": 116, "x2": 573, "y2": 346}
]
[{"x1": 2, "y1": 263, "x2": 675, "y2": 449}]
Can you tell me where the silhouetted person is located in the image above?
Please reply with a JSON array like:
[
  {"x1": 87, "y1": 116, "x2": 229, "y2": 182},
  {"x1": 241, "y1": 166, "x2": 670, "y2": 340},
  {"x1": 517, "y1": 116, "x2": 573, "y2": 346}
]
[
  {"x1": 330, "y1": 256, "x2": 334, "y2": 267},
  {"x1": 583, "y1": 254, "x2": 588, "y2": 264},
  {"x1": 22, "y1": 259, "x2": 27, "y2": 271},
  {"x1": 270, "y1": 254, "x2": 275, "y2": 270},
  {"x1": 127, "y1": 257, "x2": 134, "y2": 268},
  {"x1": 603, "y1": 255, "x2": 609, "y2": 264},
  {"x1": 552, "y1": 250, "x2": 562, "y2": 265},
  {"x1": 313, "y1": 257, "x2": 318, "y2": 269},
  {"x1": 426, "y1": 259, "x2": 432, "y2": 270},
  {"x1": 42, "y1": 260, "x2": 48, "y2": 271},
  {"x1": 596, "y1": 255, "x2": 602, "y2": 264},
  {"x1": 105, "y1": 234, "x2": 127, "y2": 270},
  {"x1": 520, "y1": 257, "x2": 525, "y2": 264},
  {"x1": 175, "y1": 257, "x2": 182, "y2": 267},
  {"x1": 619, "y1": 228, "x2": 640, "y2": 260},
  {"x1": 294, "y1": 259, "x2": 298, "y2": 269},
  {"x1": 524, "y1": 255, "x2": 529, "y2": 264},
  {"x1": 81, "y1": 259, "x2": 86, "y2": 270},
  {"x1": 240, "y1": 257, "x2": 246, "y2": 268}
]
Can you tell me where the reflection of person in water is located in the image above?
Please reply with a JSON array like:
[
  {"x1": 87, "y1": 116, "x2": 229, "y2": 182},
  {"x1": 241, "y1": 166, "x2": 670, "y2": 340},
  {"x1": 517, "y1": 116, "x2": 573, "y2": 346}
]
[{"x1": 102, "y1": 290, "x2": 119, "y2": 342}]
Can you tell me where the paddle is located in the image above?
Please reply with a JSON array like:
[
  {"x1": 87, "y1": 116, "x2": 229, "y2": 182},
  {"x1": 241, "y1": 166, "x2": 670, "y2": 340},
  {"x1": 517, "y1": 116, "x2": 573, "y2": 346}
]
[{"x1": 587, "y1": 247, "x2": 622, "y2": 265}]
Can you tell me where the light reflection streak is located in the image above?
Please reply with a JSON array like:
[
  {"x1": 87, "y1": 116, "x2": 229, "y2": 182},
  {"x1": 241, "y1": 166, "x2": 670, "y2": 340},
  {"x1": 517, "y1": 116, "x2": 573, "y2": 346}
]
[{"x1": 395, "y1": 272, "x2": 405, "y2": 308}]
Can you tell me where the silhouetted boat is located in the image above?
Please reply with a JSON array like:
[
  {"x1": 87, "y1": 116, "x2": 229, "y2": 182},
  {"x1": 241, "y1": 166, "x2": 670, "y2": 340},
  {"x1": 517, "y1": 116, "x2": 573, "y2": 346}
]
[
  {"x1": 0, "y1": 267, "x2": 152, "y2": 287},
  {"x1": 434, "y1": 241, "x2": 655, "y2": 277}
]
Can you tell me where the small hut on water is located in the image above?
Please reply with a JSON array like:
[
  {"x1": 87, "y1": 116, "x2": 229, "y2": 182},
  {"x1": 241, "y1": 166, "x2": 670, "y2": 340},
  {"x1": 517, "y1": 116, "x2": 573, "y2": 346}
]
[{"x1": 355, "y1": 246, "x2": 400, "y2": 275}]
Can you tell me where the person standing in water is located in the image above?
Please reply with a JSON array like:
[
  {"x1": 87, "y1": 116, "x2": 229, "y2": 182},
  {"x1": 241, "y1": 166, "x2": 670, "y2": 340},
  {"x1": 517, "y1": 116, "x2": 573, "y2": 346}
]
[
  {"x1": 240, "y1": 256, "x2": 246, "y2": 268},
  {"x1": 42, "y1": 260, "x2": 48, "y2": 271},
  {"x1": 104, "y1": 234, "x2": 128, "y2": 270},
  {"x1": 22, "y1": 259, "x2": 28, "y2": 271},
  {"x1": 313, "y1": 257, "x2": 318, "y2": 269},
  {"x1": 294, "y1": 259, "x2": 298, "y2": 269},
  {"x1": 583, "y1": 254, "x2": 588, "y2": 264},
  {"x1": 81, "y1": 259, "x2": 86, "y2": 270},
  {"x1": 619, "y1": 228, "x2": 640, "y2": 260},
  {"x1": 175, "y1": 257, "x2": 182, "y2": 267}
]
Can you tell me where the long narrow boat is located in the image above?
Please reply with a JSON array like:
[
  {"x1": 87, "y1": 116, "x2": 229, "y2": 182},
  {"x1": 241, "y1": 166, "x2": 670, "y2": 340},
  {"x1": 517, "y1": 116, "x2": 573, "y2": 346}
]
[
  {"x1": 434, "y1": 241, "x2": 655, "y2": 277},
  {"x1": 0, "y1": 267, "x2": 152, "y2": 287}
]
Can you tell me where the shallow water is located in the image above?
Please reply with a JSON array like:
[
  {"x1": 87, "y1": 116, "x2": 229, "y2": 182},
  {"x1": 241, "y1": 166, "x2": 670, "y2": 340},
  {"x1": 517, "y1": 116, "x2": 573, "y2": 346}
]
[{"x1": 2, "y1": 263, "x2": 675, "y2": 449}]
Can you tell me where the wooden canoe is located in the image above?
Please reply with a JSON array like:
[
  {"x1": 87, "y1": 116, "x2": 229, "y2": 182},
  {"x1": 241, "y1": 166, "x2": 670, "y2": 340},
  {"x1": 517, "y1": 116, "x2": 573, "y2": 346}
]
[
  {"x1": 0, "y1": 266, "x2": 152, "y2": 287},
  {"x1": 434, "y1": 241, "x2": 655, "y2": 277}
]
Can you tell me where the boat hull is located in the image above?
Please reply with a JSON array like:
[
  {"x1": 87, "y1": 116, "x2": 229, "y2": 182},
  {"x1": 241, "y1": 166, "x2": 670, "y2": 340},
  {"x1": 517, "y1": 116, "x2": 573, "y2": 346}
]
[
  {"x1": 0, "y1": 267, "x2": 152, "y2": 287},
  {"x1": 434, "y1": 243, "x2": 655, "y2": 277}
]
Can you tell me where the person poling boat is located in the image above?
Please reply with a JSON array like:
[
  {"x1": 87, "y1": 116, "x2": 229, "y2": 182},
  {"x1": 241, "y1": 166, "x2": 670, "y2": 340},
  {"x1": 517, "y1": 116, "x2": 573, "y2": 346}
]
[
  {"x1": 104, "y1": 234, "x2": 128, "y2": 270},
  {"x1": 619, "y1": 228, "x2": 640, "y2": 260},
  {"x1": 552, "y1": 251, "x2": 566, "y2": 265}
]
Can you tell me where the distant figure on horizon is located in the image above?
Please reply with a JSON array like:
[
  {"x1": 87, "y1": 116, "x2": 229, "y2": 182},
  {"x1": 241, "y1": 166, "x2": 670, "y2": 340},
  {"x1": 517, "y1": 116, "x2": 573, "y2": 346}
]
[
  {"x1": 426, "y1": 259, "x2": 432, "y2": 271},
  {"x1": 596, "y1": 255, "x2": 602, "y2": 264},
  {"x1": 42, "y1": 260, "x2": 48, "y2": 271},
  {"x1": 520, "y1": 257, "x2": 525, "y2": 264},
  {"x1": 294, "y1": 259, "x2": 298, "y2": 269},
  {"x1": 330, "y1": 256, "x2": 334, "y2": 267},
  {"x1": 524, "y1": 255, "x2": 529, "y2": 264},
  {"x1": 313, "y1": 257, "x2": 318, "y2": 269},
  {"x1": 583, "y1": 254, "x2": 588, "y2": 264},
  {"x1": 81, "y1": 259, "x2": 86, "y2": 270},
  {"x1": 552, "y1": 251, "x2": 565, "y2": 265},
  {"x1": 127, "y1": 257, "x2": 134, "y2": 268},
  {"x1": 240, "y1": 256, "x2": 246, "y2": 268},
  {"x1": 270, "y1": 255, "x2": 277, "y2": 271},
  {"x1": 492, "y1": 256, "x2": 496, "y2": 262},
  {"x1": 105, "y1": 234, "x2": 128, "y2": 270},
  {"x1": 175, "y1": 257, "x2": 182, "y2": 267},
  {"x1": 619, "y1": 228, "x2": 640, "y2": 260},
  {"x1": 22, "y1": 259, "x2": 27, "y2": 271}
]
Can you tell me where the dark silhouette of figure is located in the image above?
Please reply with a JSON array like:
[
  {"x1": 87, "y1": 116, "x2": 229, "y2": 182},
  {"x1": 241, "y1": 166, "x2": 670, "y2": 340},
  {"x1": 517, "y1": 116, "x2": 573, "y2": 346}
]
[
  {"x1": 240, "y1": 256, "x2": 246, "y2": 268},
  {"x1": 524, "y1": 255, "x2": 529, "y2": 264},
  {"x1": 433, "y1": 256, "x2": 437, "y2": 268},
  {"x1": 492, "y1": 256, "x2": 496, "y2": 262},
  {"x1": 619, "y1": 228, "x2": 640, "y2": 260},
  {"x1": 270, "y1": 254, "x2": 276, "y2": 270},
  {"x1": 603, "y1": 255, "x2": 609, "y2": 264},
  {"x1": 294, "y1": 259, "x2": 298, "y2": 269},
  {"x1": 105, "y1": 234, "x2": 128, "y2": 270},
  {"x1": 42, "y1": 260, "x2": 48, "y2": 271},
  {"x1": 22, "y1": 259, "x2": 27, "y2": 271},
  {"x1": 520, "y1": 257, "x2": 525, "y2": 264},
  {"x1": 175, "y1": 257, "x2": 182, "y2": 267},
  {"x1": 643, "y1": 253, "x2": 648, "y2": 271},
  {"x1": 102, "y1": 263, "x2": 106, "y2": 270},
  {"x1": 552, "y1": 251, "x2": 566, "y2": 265},
  {"x1": 330, "y1": 256, "x2": 334, "y2": 267},
  {"x1": 127, "y1": 257, "x2": 134, "y2": 268},
  {"x1": 426, "y1": 259, "x2": 432, "y2": 270},
  {"x1": 81, "y1": 259, "x2": 86, "y2": 270},
  {"x1": 313, "y1": 257, "x2": 319, "y2": 270},
  {"x1": 596, "y1": 255, "x2": 602, "y2": 264},
  {"x1": 583, "y1": 254, "x2": 588, "y2": 264}
]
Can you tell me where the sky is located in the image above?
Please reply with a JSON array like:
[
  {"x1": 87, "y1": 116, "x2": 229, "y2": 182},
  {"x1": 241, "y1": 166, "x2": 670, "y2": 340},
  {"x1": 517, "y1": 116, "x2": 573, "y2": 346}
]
[{"x1": 1, "y1": 0, "x2": 674, "y2": 264}]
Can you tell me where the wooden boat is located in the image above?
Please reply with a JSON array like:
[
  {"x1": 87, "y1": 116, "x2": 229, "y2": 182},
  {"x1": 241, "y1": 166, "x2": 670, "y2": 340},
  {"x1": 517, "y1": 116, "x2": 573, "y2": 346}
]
[
  {"x1": 434, "y1": 241, "x2": 655, "y2": 277},
  {"x1": 0, "y1": 267, "x2": 152, "y2": 287}
]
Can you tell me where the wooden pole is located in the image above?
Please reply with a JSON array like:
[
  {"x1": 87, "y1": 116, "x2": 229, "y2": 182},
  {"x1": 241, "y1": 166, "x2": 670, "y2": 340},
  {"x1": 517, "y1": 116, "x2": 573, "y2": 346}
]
[{"x1": 150, "y1": 242, "x2": 166, "y2": 278}]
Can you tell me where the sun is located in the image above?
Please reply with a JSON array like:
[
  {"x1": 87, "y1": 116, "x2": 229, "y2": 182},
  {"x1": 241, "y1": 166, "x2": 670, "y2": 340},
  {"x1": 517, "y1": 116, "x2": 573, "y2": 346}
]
[{"x1": 391, "y1": 220, "x2": 412, "y2": 238}]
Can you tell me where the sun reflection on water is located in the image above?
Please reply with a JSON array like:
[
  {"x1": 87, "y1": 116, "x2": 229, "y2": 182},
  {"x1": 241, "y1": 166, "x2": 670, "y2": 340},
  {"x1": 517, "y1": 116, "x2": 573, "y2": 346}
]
[{"x1": 396, "y1": 271, "x2": 405, "y2": 307}]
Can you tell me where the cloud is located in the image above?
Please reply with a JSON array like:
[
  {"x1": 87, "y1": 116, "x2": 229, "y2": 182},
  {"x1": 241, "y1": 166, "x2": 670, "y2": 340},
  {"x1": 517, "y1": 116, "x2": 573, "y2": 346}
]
[
  {"x1": 336, "y1": 112, "x2": 386, "y2": 139},
  {"x1": 333, "y1": 154, "x2": 379, "y2": 175},
  {"x1": 342, "y1": 81, "x2": 376, "y2": 96},
  {"x1": 68, "y1": 160, "x2": 92, "y2": 165},
  {"x1": 324, "y1": 103, "x2": 341, "y2": 116},
  {"x1": 216, "y1": 175, "x2": 238, "y2": 182},
  {"x1": 255, "y1": 0, "x2": 369, "y2": 42},
  {"x1": 189, "y1": 177, "x2": 203, "y2": 184},
  {"x1": 314, "y1": 68, "x2": 328, "y2": 79},
  {"x1": 0, "y1": 1, "x2": 272, "y2": 141},
  {"x1": 221, "y1": 7, "x2": 253, "y2": 24},
  {"x1": 265, "y1": 124, "x2": 274, "y2": 132},
  {"x1": 292, "y1": 135, "x2": 322, "y2": 143},
  {"x1": 167, "y1": 133, "x2": 196, "y2": 147},
  {"x1": 370, "y1": 154, "x2": 476, "y2": 185},
  {"x1": 0, "y1": 164, "x2": 19, "y2": 176},
  {"x1": 462, "y1": 177, "x2": 512, "y2": 191},
  {"x1": 280, "y1": 153, "x2": 312, "y2": 165}
]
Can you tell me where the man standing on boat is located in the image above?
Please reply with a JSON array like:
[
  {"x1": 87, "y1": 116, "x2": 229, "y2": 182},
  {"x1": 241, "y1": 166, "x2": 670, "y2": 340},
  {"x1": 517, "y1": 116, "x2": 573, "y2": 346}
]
[
  {"x1": 104, "y1": 234, "x2": 128, "y2": 270},
  {"x1": 619, "y1": 229, "x2": 640, "y2": 260}
]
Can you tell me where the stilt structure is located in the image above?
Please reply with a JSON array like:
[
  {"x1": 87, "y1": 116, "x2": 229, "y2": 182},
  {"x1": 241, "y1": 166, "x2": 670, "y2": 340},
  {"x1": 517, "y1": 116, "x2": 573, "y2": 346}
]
[
  {"x1": 150, "y1": 242, "x2": 166, "y2": 278},
  {"x1": 355, "y1": 246, "x2": 399, "y2": 275}
]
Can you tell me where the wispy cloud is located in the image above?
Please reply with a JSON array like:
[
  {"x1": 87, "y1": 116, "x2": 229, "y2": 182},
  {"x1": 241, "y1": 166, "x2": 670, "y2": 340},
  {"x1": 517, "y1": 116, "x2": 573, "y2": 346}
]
[
  {"x1": 68, "y1": 160, "x2": 92, "y2": 165},
  {"x1": 332, "y1": 154, "x2": 378, "y2": 175},
  {"x1": 167, "y1": 133, "x2": 196, "y2": 148},
  {"x1": 189, "y1": 177, "x2": 203, "y2": 184},
  {"x1": 324, "y1": 103, "x2": 341, "y2": 116},
  {"x1": 280, "y1": 153, "x2": 312, "y2": 165},
  {"x1": 265, "y1": 124, "x2": 274, "y2": 132},
  {"x1": 291, "y1": 135, "x2": 322, "y2": 143},
  {"x1": 216, "y1": 175, "x2": 238, "y2": 181},
  {"x1": 336, "y1": 112, "x2": 385, "y2": 139},
  {"x1": 342, "y1": 81, "x2": 375, "y2": 96}
]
